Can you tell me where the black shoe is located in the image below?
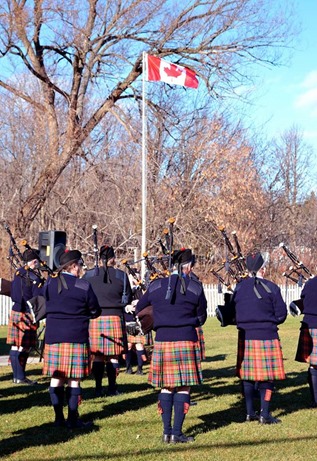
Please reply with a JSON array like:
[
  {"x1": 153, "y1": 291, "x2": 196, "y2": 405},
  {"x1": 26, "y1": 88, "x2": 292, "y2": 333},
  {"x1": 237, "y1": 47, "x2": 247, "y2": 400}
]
[
  {"x1": 170, "y1": 434, "x2": 195, "y2": 443},
  {"x1": 259, "y1": 414, "x2": 281, "y2": 425},
  {"x1": 53, "y1": 418, "x2": 66, "y2": 427},
  {"x1": 245, "y1": 413, "x2": 260, "y2": 422},
  {"x1": 13, "y1": 378, "x2": 38, "y2": 385},
  {"x1": 136, "y1": 367, "x2": 144, "y2": 375},
  {"x1": 94, "y1": 388, "x2": 104, "y2": 398},
  {"x1": 125, "y1": 367, "x2": 133, "y2": 374},
  {"x1": 162, "y1": 434, "x2": 171, "y2": 443},
  {"x1": 67, "y1": 419, "x2": 93, "y2": 430},
  {"x1": 106, "y1": 389, "x2": 121, "y2": 397}
]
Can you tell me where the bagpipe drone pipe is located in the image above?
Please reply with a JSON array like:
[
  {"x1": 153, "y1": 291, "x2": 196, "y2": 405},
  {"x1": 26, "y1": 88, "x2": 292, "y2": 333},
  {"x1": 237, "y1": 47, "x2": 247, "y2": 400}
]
[
  {"x1": 279, "y1": 242, "x2": 313, "y2": 317},
  {"x1": 211, "y1": 227, "x2": 248, "y2": 327},
  {"x1": 121, "y1": 217, "x2": 178, "y2": 335}
]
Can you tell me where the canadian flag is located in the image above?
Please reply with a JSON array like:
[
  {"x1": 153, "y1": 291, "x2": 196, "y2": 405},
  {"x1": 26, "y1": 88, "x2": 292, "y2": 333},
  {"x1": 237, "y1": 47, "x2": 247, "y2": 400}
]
[{"x1": 146, "y1": 54, "x2": 199, "y2": 89}]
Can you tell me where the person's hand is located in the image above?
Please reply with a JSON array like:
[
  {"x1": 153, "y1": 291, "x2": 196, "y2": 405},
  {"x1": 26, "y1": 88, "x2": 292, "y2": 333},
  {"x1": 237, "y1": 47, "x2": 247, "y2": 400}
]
[{"x1": 125, "y1": 304, "x2": 136, "y2": 314}]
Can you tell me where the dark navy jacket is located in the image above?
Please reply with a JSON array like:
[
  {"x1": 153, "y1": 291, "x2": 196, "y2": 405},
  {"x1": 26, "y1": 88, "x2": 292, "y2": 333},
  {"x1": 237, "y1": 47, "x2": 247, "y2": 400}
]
[
  {"x1": 136, "y1": 274, "x2": 207, "y2": 342},
  {"x1": 84, "y1": 267, "x2": 132, "y2": 316},
  {"x1": 301, "y1": 276, "x2": 317, "y2": 328},
  {"x1": 45, "y1": 273, "x2": 101, "y2": 344},
  {"x1": 11, "y1": 266, "x2": 43, "y2": 313},
  {"x1": 231, "y1": 277, "x2": 287, "y2": 340}
]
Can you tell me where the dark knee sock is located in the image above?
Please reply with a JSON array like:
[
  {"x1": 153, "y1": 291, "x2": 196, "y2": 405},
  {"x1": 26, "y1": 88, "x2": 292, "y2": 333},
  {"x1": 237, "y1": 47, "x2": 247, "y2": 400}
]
[
  {"x1": 309, "y1": 367, "x2": 317, "y2": 404},
  {"x1": 9, "y1": 350, "x2": 18, "y2": 379},
  {"x1": 259, "y1": 382, "x2": 274, "y2": 418},
  {"x1": 66, "y1": 387, "x2": 81, "y2": 424},
  {"x1": 242, "y1": 380, "x2": 256, "y2": 415},
  {"x1": 49, "y1": 386, "x2": 65, "y2": 422},
  {"x1": 16, "y1": 351, "x2": 27, "y2": 380},
  {"x1": 136, "y1": 349, "x2": 145, "y2": 368},
  {"x1": 106, "y1": 362, "x2": 117, "y2": 392},
  {"x1": 125, "y1": 350, "x2": 132, "y2": 369},
  {"x1": 158, "y1": 392, "x2": 173, "y2": 436},
  {"x1": 92, "y1": 361, "x2": 105, "y2": 390},
  {"x1": 172, "y1": 393, "x2": 190, "y2": 437}
]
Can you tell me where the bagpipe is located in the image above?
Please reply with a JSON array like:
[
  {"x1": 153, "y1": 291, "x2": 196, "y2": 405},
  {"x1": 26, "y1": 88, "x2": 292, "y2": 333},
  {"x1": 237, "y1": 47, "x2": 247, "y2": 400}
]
[
  {"x1": 279, "y1": 242, "x2": 312, "y2": 286},
  {"x1": 211, "y1": 227, "x2": 248, "y2": 327},
  {"x1": 279, "y1": 242, "x2": 313, "y2": 316},
  {"x1": 121, "y1": 217, "x2": 176, "y2": 335},
  {"x1": 0, "y1": 277, "x2": 11, "y2": 297}
]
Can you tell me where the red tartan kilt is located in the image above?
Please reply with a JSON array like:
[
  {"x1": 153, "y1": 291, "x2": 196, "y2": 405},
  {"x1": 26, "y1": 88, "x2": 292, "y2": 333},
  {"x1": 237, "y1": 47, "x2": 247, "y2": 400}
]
[
  {"x1": 43, "y1": 342, "x2": 90, "y2": 379},
  {"x1": 295, "y1": 326, "x2": 317, "y2": 365},
  {"x1": 196, "y1": 326, "x2": 206, "y2": 361},
  {"x1": 149, "y1": 340, "x2": 203, "y2": 388},
  {"x1": 127, "y1": 332, "x2": 154, "y2": 346},
  {"x1": 89, "y1": 315, "x2": 126, "y2": 357},
  {"x1": 236, "y1": 335, "x2": 285, "y2": 381},
  {"x1": 6, "y1": 311, "x2": 37, "y2": 348},
  {"x1": 127, "y1": 334, "x2": 147, "y2": 345}
]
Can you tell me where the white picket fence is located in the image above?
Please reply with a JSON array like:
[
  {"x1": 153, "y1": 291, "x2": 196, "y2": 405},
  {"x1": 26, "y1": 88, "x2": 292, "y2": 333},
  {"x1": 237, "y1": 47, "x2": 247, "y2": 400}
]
[{"x1": 0, "y1": 283, "x2": 303, "y2": 326}]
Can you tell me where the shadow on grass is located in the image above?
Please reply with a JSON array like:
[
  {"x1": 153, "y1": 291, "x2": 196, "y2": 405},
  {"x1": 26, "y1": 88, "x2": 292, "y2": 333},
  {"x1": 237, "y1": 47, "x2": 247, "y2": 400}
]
[
  {"x1": 0, "y1": 337, "x2": 10, "y2": 356},
  {"x1": 0, "y1": 420, "x2": 99, "y2": 458},
  {"x1": 0, "y1": 361, "x2": 314, "y2": 459},
  {"x1": 0, "y1": 389, "x2": 158, "y2": 459}
]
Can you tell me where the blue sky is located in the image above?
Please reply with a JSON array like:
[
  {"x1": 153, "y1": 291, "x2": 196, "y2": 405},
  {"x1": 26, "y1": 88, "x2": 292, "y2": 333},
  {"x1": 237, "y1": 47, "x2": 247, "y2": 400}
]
[{"x1": 246, "y1": 0, "x2": 317, "y2": 157}]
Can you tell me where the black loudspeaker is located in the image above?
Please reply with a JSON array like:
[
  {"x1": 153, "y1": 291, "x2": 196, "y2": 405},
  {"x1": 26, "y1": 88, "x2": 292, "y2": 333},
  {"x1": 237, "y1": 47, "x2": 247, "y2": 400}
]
[{"x1": 38, "y1": 231, "x2": 67, "y2": 270}]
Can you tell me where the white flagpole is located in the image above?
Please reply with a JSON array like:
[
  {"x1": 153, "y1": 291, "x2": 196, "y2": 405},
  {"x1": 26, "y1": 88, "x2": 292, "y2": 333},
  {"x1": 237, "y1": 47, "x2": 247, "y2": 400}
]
[{"x1": 141, "y1": 52, "x2": 147, "y2": 280}]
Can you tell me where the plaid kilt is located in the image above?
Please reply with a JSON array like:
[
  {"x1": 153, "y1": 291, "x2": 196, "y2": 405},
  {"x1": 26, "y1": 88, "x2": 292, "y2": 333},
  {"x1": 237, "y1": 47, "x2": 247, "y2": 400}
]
[
  {"x1": 196, "y1": 326, "x2": 206, "y2": 361},
  {"x1": 127, "y1": 333, "x2": 147, "y2": 345},
  {"x1": 127, "y1": 331, "x2": 154, "y2": 346},
  {"x1": 236, "y1": 335, "x2": 285, "y2": 381},
  {"x1": 295, "y1": 326, "x2": 317, "y2": 365},
  {"x1": 148, "y1": 340, "x2": 203, "y2": 388},
  {"x1": 89, "y1": 315, "x2": 126, "y2": 357},
  {"x1": 6, "y1": 311, "x2": 37, "y2": 348},
  {"x1": 43, "y1": 342, "x2": 90, "y2": 379}
]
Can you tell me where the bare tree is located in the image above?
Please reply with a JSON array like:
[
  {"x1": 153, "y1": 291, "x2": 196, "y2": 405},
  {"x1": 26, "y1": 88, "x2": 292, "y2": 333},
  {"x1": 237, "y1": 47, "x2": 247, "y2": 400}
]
[{"x1": 0, "y1": 0, "x2": 295, "y2": 233}]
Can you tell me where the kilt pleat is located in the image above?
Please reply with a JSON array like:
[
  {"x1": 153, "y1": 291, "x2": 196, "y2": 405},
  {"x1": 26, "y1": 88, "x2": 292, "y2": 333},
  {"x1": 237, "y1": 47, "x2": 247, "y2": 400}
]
[
  {"x1": 127, "y1": 331, "x2": 154, "y2": 346},
  {"x1": 127, "y1": 334, "x2": 147, "y2": 345},
  {"x1": 236, "y1": 337, "x2": 285, "y2": 381},
  {"x1": 6, "y1": 311, "x2": 37, "y2": 348},
  {"x1": 43, "y1": 342, "x2": 90, "y2": 379},
  {"x1": 196, "y1": 326, "x2": 206, "y2": 361},
  {"x1": 89, "y1": 315, "x2": 126, "y2": 356},
  {"x1": 295, "y1": 327, "x2": 316, "y2": 365},
  {"x1": 148, "y1": 340, "x2": 203, "y2": 388}
]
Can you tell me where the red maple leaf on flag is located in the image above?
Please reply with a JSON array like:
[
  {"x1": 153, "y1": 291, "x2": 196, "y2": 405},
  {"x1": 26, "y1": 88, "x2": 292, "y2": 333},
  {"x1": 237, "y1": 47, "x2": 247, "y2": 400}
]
[{"x1": 163, "y1": 64, "x2": 183, "y2": 78}]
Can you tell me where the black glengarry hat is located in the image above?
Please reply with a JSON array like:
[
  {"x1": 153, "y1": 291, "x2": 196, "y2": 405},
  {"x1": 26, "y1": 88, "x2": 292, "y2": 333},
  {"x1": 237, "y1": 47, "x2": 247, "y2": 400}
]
[
  {"x1": 59, "y1": 249, "x2": 82, "y2": 268},
  {"x1": 172, "y1": 248, "x2": 193, "y2": 266},
  {"x1": 246, "y1": 252, "x2": 264, "y2": 274},
  {"x1": 99, "y1": 245, "x2": 115, "y2": 261},
  {"x1": 23, "y1": 248, "x2": 40, "y2": 263}
]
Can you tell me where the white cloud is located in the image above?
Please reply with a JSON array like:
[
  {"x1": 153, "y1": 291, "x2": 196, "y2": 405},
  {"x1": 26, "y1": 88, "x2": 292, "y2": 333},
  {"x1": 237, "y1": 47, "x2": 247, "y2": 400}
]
[
  {"x1": 293, "y1": 70, "x2": 317, "y2": 116},
  {"x1": 300, "y1": 70, "x2": 317, "y2": 88}
]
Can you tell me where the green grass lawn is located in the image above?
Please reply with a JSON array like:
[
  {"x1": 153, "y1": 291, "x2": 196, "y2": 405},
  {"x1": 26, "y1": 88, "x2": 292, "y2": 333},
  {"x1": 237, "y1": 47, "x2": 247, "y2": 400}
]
[{"x1": 0, "y1": 317, "x2": 316, "y2": 461}]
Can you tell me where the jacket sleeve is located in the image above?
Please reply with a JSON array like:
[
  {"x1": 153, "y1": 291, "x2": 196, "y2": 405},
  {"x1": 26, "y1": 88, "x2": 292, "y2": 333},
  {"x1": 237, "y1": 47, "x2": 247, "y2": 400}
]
[
  {"x1": 135, "y1": 289, "x2": 151, "y2": 314},
  {"x1": 273, "y1": 285, "x2": 287, "y2": 324},
  {"x1": 197, "y1": 289, "x2": 208, "y2": 326},
  {"x1": 87, "y1": 285, "x2": 101, "y2": 319}
]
